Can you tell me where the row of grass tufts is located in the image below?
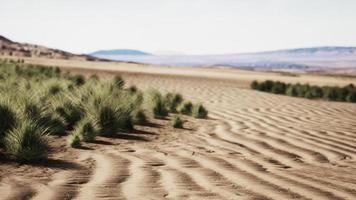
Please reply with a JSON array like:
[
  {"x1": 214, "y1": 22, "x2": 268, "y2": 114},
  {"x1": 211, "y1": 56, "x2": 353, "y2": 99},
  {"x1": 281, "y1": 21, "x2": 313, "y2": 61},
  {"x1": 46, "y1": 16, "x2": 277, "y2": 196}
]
[
  {"x1": 251, "y1": 80, "x2": 356, "y2": 103},
  {"x1": 0, "y1": 59, "x2": 208, "y2": 162}
]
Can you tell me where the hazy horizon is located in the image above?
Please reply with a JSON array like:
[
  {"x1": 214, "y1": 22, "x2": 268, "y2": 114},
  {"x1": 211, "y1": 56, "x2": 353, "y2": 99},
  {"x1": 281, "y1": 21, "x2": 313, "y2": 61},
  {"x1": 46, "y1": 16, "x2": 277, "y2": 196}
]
[{"x1": 1, "y1": 0, "x2": 356, "y2": 55}]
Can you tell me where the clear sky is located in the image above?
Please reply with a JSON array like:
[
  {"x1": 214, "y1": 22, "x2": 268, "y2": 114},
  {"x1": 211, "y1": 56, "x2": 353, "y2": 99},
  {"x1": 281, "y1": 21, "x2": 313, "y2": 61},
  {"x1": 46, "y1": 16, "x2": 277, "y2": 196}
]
[{"x1": 1, "y1": 0, "x2": 356, "y2": 55}]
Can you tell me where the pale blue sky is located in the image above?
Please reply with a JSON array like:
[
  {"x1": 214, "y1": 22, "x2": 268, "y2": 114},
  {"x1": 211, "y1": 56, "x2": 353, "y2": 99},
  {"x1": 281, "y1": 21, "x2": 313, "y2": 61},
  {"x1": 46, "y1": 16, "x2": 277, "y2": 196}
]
[{"x1": 1, "y1": 0, "x2": 356, "y2": 54}]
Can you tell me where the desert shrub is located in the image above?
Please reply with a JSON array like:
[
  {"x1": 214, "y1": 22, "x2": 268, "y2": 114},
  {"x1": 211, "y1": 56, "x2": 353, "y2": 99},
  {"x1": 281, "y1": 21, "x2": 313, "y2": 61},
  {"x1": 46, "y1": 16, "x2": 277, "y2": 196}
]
[
  {"x1": 97, "y1": 106, "x2": 120, "y2": 136},
  {"x1": 22, "y1": 102, "x2": 66, "y2": 135},
  {"x1": 72, "y1": 118, "x2": 97, "y2": 142},
  {"x1": 309, "y1": 86, "x2": 323, "y2": 98},
  {"x1": 286, "y1": 85, "x2": 298, "y2": 97},
  {"x1": 93, "y1": 101, "x2": 133, "y2": 136},
  {"x1": 0, "y1": 103, "x2": 17, "y2": 142},
  {"x1": 68, "y1": 74, "x2": 86, "y2": 86},
  {"x1": 132, "y1": 109, "x2": 147, "y2": 125},
  {"x1": 128, "y1": 85, "x2": 138, "y2": 94},
  {"x1": 251, "y1": 79, "x2": 356, "y2": 103},
  {"x1": 179, "y1": 101, "x2": 193, "y2": 115},
  {"x1": 4, "y1": 120, "x2": 49, "y2": 161},
  {"x1": 48, "y1": 84, "x2": 62, "y2": 95},
  {"x1": 67, "y1": 133, "x2": 81, "y2": 148},
  {"x1": 261, "y1": 80, "x2": 274, "y2": 92},
  {"x1": 45, "y1": 116, "x2": 67, "y2": 135},
  {"x1": 165, "y1": 92, "x2": 183, "y2": 113},
  {"x1": 89, "y1": 74, "x2": 99, "y2": 81},
  {"x1": 192, "y1": 104, "x2": 208, "y2": 119},
  {"x1": 346, "y1": 90, "x2": 356, "y2": 102},
  {"x1": 271, "y1": 81, "x2": 287, "y2": 94},
  {"x1": 296, "y1": 84, "x2": 309, "y2": 97},
  {"x1": 251, "y1": 80, "x2": 259, "y2": 90},
  {"x1": 146, "y1": 89, "x2": 168, "y2": 119},
  {"x1": 171, "y1": 115, "x2": 183, "y2": 128},
  {"x1": 323, "y1": 87, "x2": 338, "y2": 101},
  {"x1": 113, "y1": 75, "x2": 125, "y2": 89},
  {"x1": 55, "y1": 101, "x2": 84, "y2": 129}
]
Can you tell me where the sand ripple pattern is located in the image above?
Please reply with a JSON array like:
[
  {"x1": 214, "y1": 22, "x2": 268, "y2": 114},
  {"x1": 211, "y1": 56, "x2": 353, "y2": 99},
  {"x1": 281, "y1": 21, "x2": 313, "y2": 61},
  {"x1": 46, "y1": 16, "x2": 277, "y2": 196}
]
[{"x1": 2, "y1": 74, "x2": 356, "y2": 200}]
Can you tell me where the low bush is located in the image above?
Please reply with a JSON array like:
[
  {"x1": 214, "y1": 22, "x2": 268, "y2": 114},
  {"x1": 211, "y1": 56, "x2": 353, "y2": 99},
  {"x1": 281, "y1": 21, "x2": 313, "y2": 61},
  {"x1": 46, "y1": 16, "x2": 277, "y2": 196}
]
[
  {"x1": 171, "y1": 115, "x2": 183, "y2": 128},
  {"x1": 179, "y1": 101, "x2": 193, "y2": 115},
  {"x1": 146, "y1": 89, "x2": 168, "y2": 119},
  {"x1": 54, "y1": 100, "x2": 84, "y2": 129},
  {"x1": 192, "y1": 104, "x2": 208, "y2": 119},
  {"x1": 4, "y1": 120, "x2": 49, "y2": 161},
  {"x1": 72, "y1": 118, "x2": 97, "y2": 142},
  {"x1": 0, "y1": 103, "x2": 17, "y2": 142},
  {"x1": 132, "y1": 110, "x2": 147, "y2": 125},
  {"x1": 113, "y1": 75, "x2": 125, "y2": 89},
  {"x1": 0, "y1": 60, "x2": 208, "y2": 162},
  {"x1": 67, "y1": 133, "x2": 81, "y2": 148},
  {"x1": 48, "y1": 84, "x2": 62, "y2": 95},
  {"x1": 251, "y1": 80, "x2": 356, "y2": 103},
  {"x1": 165, "y1": 92, "x2": 183, "y2": 113},
  {"x1": 68, "y1": 74, "x2": 86, "y2": 86}
]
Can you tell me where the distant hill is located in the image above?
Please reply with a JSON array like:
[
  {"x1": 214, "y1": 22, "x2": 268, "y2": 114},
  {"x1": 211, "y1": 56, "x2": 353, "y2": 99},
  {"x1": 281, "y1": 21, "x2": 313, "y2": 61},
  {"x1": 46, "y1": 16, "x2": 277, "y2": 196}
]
[
  {"x1": 2, "y1": 35, "x2": 356, "y2": 74},
  {"x1": 92, "y1": 47, "x2": 356, "y2": 72},
  {"x1": 0, "y1": 35, "x2": 104, "y2": 61},
  {"x1": 90, "y1": 49, "x2": 150, "y2": 56},
  {"x1": 267, "y1": 46, "x2": 356, "y2": 55}
]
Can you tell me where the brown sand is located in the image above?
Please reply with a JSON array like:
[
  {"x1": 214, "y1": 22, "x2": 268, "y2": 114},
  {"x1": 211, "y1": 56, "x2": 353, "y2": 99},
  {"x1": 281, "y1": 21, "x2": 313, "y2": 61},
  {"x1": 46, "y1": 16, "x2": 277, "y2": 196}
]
[{"x1": 1, "y1": 58, "x2": 356, "y2": 200}]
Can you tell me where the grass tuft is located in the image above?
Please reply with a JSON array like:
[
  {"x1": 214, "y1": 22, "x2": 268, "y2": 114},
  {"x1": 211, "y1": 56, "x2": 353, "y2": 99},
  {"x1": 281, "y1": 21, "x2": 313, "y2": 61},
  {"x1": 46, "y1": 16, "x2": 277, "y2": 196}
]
[
  {"x1": 192, "y1": 104, "x2": 208, "y2": 119},
  {"x1": 165, "y1": 93, "x2": 183, "y2": 113},
  {"x1": 171, "y1": 115, "x2": 184, "y2": 128},
  {"x1": 67, "y1": 133, "x2": 81, "y2": 148},
  {"x1": 5, "y1": 120, "x2": 49, "y2": 161},
  {"x1": 179, "y1": 101, "x2": 193, "y2": 115},
  {"x1": 0, "y1": 102, "x2": 17, "y2": 142},
  {"x1": 146, "y1": 89, "x2": 168, "y2": 119},
  {"x1": 72, "y1": 118, "x2": 97, "y2": 142}
]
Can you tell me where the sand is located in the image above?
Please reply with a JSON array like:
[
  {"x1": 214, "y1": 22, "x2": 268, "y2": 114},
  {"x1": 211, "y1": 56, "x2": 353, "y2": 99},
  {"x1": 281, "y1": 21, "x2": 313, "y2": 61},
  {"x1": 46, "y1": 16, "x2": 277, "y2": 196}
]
[{"x1": 1, "y1": 58, "x2": 356, "y2": 200}]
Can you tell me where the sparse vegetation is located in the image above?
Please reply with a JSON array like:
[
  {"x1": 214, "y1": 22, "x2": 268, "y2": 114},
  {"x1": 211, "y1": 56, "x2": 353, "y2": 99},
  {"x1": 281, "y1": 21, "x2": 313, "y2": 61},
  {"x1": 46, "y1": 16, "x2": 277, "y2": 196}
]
[
  {"x1": 179, "y1": 101, "x2": 193, "y2": 115},
  {"x1": 72, "y1": 118, "x2": 97, "y2": 142},
  {"x1": 171, "y1": 115, "x2": 183, "y2": 128},
  {"x1": 4, "y1": 120, "x2": 49, "y2": 161},
  {"x1": 165, "y1": 92, "x2": 183, "y2": 113},
  {"x1": 146, "y1": 89, "x2": 168, "y2": 119},
  {"x1": 192, "y1": 104, "x2": 208, "y2": 119},
  {"x1": 67, "y1": 133, "x2": 81, "y2": 148},
  {"x1": 0, "y1": 59, "x2": 208, "y2": 162},
  {"x1": 251, "y1": 80, "x2": 356, "y2": 103}
]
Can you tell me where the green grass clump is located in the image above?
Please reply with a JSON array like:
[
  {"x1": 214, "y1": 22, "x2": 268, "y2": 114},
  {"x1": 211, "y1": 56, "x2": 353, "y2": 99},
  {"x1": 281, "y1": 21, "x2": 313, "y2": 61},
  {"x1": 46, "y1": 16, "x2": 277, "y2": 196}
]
[
  {"x1": 23, "y1": 102, "x2": 66, "y2": 135},
  {"x1": 171, "y1": 115, "x2": 183, "y2": 128},
  {"x1": 67, "y1": 133, "x2": 81, "y2": 148},
  {"x1": 251, "y1": 80, "x2": 356, "y2": 103},
  {"x1": 68, "y1": 74, "x2": 86, "y2": 86},
  {"x1": 54, "y1": 101, "x2": 84, "y2": 129},
  {"x1": 146, "y1": 89, "x2": 168, "y2": 119},
  {"x1": 192, "y1": 104, "x2": 208, "y2": 119},
  {"x1": 4, "y1": 120, "x2": 49, "y2": 161},
  {"x1": 113, "y1": 75, "x2": 125, "y2": 89},
  {"x1": 48, "y1": 84, "x2": 63, "y2": 95},
  {"x1": 97, "y1": 106, "x2": 121, "y2": 136},
  {"x1": 0, "y1": 60, "x2": 207, "y2": 162},
  {"x1": 89, "y1": 74, "x2": 99, "y2": 81},
  {"x1": 0, "y1": 103, "x2": 17, "y2": 142},
  {"x1": 179, "y1": 101, "x2": 193, "y2": 115},
  {"x1": 132, "y1": 110, "x2": 147, "y2": 125},
  {"x1": 165, "y1": 93, "x2": 183, "y2": 113},
  {"x1": 72, "y1": 118, "x2": 97, "y2": 142}
]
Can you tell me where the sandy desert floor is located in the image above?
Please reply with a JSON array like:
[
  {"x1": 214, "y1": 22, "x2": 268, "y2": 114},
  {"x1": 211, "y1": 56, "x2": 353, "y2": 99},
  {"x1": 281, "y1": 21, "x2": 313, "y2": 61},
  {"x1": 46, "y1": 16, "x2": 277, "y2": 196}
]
[{"x1": 1, "y1": 58, "x2": 356, "y2": 200}]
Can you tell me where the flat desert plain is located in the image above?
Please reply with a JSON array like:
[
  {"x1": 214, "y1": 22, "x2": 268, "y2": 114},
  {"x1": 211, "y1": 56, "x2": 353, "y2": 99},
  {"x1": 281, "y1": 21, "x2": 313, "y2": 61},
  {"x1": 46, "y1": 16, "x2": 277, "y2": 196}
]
[{"x1": 1, "y1": 58, "x2": 356, "y2": 200}]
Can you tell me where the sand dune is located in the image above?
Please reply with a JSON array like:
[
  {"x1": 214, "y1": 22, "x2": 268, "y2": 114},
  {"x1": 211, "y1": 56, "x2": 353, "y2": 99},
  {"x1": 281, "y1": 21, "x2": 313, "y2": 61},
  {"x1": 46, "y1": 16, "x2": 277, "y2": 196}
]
[{"x1": 1, "y1": 59, "x2": 356, "y2": 200}]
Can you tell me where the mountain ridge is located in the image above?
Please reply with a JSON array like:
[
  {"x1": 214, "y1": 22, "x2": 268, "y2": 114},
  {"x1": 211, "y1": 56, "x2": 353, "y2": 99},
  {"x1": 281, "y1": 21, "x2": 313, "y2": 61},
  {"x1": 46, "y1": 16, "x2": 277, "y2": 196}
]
[{"x1": 90, "y1": 49, "x2": 150, "y2": 56}]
